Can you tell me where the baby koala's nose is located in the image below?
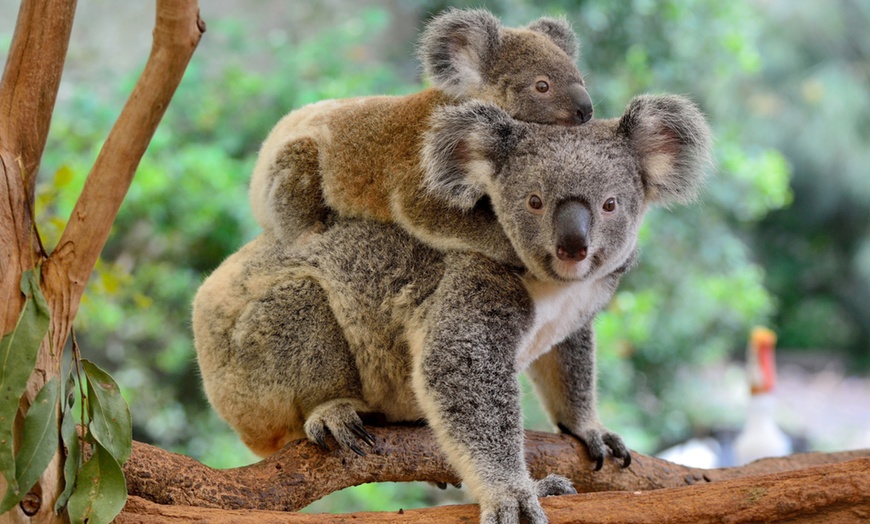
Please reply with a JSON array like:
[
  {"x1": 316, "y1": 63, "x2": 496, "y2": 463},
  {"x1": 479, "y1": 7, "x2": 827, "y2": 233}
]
[{"x1": 570, "y1": 84, "x2": 594, "y2": 124}]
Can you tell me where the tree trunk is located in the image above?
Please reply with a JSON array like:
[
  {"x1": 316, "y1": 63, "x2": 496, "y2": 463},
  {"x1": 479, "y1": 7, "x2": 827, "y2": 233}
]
[{"x1": 0, "y1": 0, "x2": 203, "y2": 521}]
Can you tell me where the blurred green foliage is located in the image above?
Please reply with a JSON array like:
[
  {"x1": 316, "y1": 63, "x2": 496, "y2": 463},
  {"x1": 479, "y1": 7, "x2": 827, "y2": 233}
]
[{"x1": 3, "y1": 0, "x2": 868, "y2": 513}]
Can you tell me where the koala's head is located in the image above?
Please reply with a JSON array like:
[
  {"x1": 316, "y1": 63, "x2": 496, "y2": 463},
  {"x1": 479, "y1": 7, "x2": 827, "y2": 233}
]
[
  {"x1": 422, "y1": 94, "x2": 713, "y2": 282},
  {"x1": 418, "y1": 8, "x2": 593, "y2": 126}
]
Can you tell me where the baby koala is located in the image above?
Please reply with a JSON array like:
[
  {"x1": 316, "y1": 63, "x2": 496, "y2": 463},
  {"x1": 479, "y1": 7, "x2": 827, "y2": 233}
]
[
  {"x1": 195, "y1": 94, "x2": 712, "y2": 523},
  {"x1": 249, "y1": 8, "x2": 593, "y2": 265}
]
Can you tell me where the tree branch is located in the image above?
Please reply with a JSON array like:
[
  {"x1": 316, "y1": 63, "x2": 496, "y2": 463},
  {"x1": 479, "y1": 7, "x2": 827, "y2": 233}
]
[
  {"x1": 122, "y1": 426, "x2": 870, "y2": 512},
  {"x1": 0, "y1": 0, "x2": 77, "y2": 339},
  {"x1": 118, "y1": 457, "x2": 870, "y2": 523},
  {"x1": 0, "y1": 0, "x2": 77, "y2": 195},
  {"x1": 48, "y1": 0, "x2": 205, "y2": 315}
]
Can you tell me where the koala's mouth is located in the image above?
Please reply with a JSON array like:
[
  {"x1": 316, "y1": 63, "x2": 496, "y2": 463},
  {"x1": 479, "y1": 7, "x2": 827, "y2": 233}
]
[
  {"x1": 545, "y1": 254, "x2": 590, "y2": 282},
  {"x1": 544, "y1": 249, "x2": 606, "y2": 282}
]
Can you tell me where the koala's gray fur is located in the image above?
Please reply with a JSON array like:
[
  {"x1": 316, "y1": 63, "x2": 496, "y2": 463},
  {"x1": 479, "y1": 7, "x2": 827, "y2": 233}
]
[
  {"x1": 194, "y1": 94, "x2": 712, "y2": 523},
  {"x1": 249, "y1": 8, "x2": 592, "y2": 266}
]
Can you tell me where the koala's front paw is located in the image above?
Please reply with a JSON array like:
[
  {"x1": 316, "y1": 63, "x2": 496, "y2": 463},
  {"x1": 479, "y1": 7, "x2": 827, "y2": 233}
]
[
  {"x1": 559, "y1": 423, "x2": 631, "y2": 471},
  {"x1": 304, "y1": 399, "x2": 375, "y2": 456},
  {"x1": 534, "y1": 474, "x2": 576, "y2": 497},
  {"x1": 478, "y1": 483, "x2": 549, "y2": 524}
]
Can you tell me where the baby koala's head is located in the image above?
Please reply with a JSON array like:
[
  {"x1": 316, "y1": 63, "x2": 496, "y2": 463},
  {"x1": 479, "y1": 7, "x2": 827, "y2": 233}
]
[{"x1": 419, "y1": 8, "x2": 593, "y2": 126}]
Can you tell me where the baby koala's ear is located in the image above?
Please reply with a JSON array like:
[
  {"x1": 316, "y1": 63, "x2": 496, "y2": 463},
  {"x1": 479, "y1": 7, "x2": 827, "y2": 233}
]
[
  {"x1": 525, "y1": 16, "x2": 579, "y2": 61},
  {"x1": 421, "y1": 101, "x2": 523, "y2": 210},
  {"x1": 417, "y1": 8, "x2": 502, "y2": 98},
  {"x1": 618, "y1": 94, "x2": 714, "y2": 205}
]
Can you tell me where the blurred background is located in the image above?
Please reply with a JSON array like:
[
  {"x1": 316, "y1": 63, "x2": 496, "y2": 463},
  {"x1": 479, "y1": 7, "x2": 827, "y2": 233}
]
[{"x1": 1, "y1": 0, "x2": 868, "y2": 513}]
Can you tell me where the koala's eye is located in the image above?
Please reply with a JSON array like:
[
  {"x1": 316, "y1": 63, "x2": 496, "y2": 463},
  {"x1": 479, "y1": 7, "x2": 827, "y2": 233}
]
[
  {"x1": 603, "y1": 197, "x2": 617, "y2": 212},
  {"x1": 535, "y1": 80, "x2": 550, "y2": 93},
  {"x1": 527, "y1": 194, "x2": 544, "y2": 212}
]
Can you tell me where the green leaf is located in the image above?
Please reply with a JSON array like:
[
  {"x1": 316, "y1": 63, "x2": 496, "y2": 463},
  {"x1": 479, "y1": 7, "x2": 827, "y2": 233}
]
[
  {"x1": 0, "y1": 377, "x2": 59, "y2": 514},
  {"x1": 66, "y1": 442, "x2": 127, "y2": 524},
  {"x1": 55, "y1": 374, "x2": 81, "y2": 513},
  {"x1": 0, "y1": 270, "x2": 51, "y2": 500},
  {"x1": 82, "y1": 361, "x2": 131, "y2": 465}
]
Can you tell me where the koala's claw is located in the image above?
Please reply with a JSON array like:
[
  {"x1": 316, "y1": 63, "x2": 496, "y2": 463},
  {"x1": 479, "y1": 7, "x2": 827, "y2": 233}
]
[
  {"x1": 604, "y1": 432, "x2": 632, "y2": 468},
  {"x1": 559, "y1": 423, "x2": 632, "y2": 470},
  {"x1": 350, "y1": 420, "x2": 377, "y2": 447},
  {"x1": 304, "y1": 399, "x2": 374, "y2": 455},
  {"x1": 347, "y1": 441, "x2": 366, "y2": 457},
  {"x1": 312, "y1": 432, "x2": 330, "y2": 452}
]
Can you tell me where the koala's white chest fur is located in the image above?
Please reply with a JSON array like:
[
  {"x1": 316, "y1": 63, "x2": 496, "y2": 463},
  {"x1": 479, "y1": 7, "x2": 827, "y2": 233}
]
[{"x1": 516, "y1": 277, "x2": 611, "y2": 371}]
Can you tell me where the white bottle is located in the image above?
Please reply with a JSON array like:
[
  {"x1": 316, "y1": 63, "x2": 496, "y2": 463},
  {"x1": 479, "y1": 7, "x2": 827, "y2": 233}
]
[{"x1": 734, "y1": 327, "x2": 792, "y2": 465}]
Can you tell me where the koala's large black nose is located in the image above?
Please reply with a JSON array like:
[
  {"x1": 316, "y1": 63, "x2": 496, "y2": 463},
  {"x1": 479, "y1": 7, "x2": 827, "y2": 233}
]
[
  {"x1": 569, "y1": 84, "x2": 594, "y2": 124},
  {"x1": 554, "y1": 200, "x2": 591, "y2": 262}
]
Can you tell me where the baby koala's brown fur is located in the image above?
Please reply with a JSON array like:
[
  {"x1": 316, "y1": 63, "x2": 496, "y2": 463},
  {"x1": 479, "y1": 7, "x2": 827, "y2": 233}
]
[{"x1": 249, "y1": 8, "x2": 593, "y2": 265}]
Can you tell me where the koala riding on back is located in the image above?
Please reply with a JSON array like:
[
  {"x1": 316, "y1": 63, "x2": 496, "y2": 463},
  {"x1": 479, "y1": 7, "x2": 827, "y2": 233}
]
[
  {"x1": 249, "y1": 8, "x2": 592, "y2": 265},
  {"x1": 195, "y1": 94, "x2": 713, "y2": 524}
]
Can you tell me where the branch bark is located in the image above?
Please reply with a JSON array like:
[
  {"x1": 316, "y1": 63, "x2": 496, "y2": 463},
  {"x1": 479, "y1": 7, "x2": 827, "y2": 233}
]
[
  {"x1": 118, "y1": 457, "x2": 870, "y2": 523},
  {"x1": 121, "y1": 426, "x2": 870, "y2": 512},
  {"x1": 0, "y1": 0, "x2": 77, "y2": 353},
  {"x1": 45, "y1": 0, "x2": 206, "y2": 354}
]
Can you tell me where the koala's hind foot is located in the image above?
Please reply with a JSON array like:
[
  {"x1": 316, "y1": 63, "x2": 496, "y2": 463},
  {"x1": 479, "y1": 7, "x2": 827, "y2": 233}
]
[
  {"x1": 559, "y1": 423, "x2": 632, "y2": 470},
  {"x1": 534, "y1": 474, "x2": 576, "y2": 497},
  {"x1": 304, "y1": 399, "x2": 376, "y2": 456}
]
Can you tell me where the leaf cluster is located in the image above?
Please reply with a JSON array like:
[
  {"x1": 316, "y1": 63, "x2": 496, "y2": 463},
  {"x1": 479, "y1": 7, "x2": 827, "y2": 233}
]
[{"x1": 0, "y1": 271, "x2": 131, "y2": 523}]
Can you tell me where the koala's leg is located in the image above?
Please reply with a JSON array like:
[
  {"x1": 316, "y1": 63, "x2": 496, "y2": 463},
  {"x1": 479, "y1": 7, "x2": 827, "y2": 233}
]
[
  {"x1": 526, "y1": 325, "x2": 632, "y2": 470},
  {"x1": 233, "y1": 277, "x2": 373, "y2": 456},
  {"x1": 411, "y1": 258, "x2": 573, "y2": 524},
  {"x1": 263, "y1": 138, "x2": 332, "y2": 242}
]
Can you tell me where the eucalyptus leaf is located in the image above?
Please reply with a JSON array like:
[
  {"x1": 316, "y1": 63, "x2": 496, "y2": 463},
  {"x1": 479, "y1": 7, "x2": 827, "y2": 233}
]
[
  {"x1": 55, "y1": 374, "x2": 81, "y2": 513},
  {"x1": 0, "y1": 269, "x2": 51, "y2": 502},
  {"x1": 0, "y1": 377, "x2": 59, "y2": 514},
  {"x1": 66, "y1": 442, "x2": 127, "y2": 524},
  {"x1": 82, "y1": 360, "x2": 131, "y2": 464}
]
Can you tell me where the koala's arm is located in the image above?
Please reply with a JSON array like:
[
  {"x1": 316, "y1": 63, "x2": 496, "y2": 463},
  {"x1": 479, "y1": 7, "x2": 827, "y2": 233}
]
[
  {"x1": 392, "y1": 182, "x2": 523, "y2": 267},
  {"x1": 527, "y1": 324, "x2": 632, "y2": 470},
  {"x1": 411, "y1": 255, "x2": 574, "y2": 524}
]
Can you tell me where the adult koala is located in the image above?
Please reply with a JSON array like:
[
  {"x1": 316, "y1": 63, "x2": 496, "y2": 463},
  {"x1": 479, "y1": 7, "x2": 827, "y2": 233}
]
[{"x1": 193, "y1": 94, "x2": 712, "y2": 523}]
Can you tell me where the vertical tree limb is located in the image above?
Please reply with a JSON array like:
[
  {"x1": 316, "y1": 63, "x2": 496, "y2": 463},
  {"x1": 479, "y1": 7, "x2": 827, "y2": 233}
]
[
  {"x1": 0, "y1": 1, "x2": 204, "y2": 522},
  {"x1": 48, "y1": 0, "x2": 206, "y2": 341},
  {"x1": 0, "y1": 0, "x2": 78, "y2": 346}
]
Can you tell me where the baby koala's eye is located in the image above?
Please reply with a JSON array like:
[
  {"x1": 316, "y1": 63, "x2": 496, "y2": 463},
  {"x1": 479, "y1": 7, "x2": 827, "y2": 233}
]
[
  {"x1": 527, "y1": 193, "x2": 544, "y2": 212},
  {"x1": 602, "y1": 197, "x2": 617, "y2": 212},
  {"x1": 535, "y1": 80, "x2": 550, "y2": 93}
]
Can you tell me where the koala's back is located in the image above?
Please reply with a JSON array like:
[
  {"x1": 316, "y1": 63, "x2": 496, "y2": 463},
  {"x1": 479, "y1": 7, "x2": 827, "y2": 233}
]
[
  {"x1": 193, "y1": 222, "x2": 448, "y2": 455},
  {"x1": 192, "y1": 235, "x2": 313, "y2": 454},
  {"x1": 250, "y1": 89, "x2": 453, "y2": 230}
]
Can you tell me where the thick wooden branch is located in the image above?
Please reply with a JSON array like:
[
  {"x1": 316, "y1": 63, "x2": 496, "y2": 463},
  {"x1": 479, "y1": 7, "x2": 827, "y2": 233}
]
[
  {"x1": 47, "y1": 0, "x2": 205, "y2": 325},
  {"x1": 118, "y1": 458, "x2": 870, "y2": 523},
  {"x1": 122, "y1": 426, "x2": 869, "y2": 512},
  {"x1": 0, "y1": 0, "x2": 77, "y2": 196},
  {"x1": 0, "y1": 0, "x2": 77, "y2": 341}
]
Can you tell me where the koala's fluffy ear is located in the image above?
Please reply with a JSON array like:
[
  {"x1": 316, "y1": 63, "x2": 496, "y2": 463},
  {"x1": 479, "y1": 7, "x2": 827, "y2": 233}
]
[
  {"x1": 618, "y1": 94, "x2": 714, "y2": 205},
  {"x1": 418, "y1": 8, "x2": 502, "y2": 98},
  {"x1": 526, "y1": 16, "x2": 579, "y2": 61},
  {"x1": 421, "y1": 102, "x2": 523, "y2": 210}
]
